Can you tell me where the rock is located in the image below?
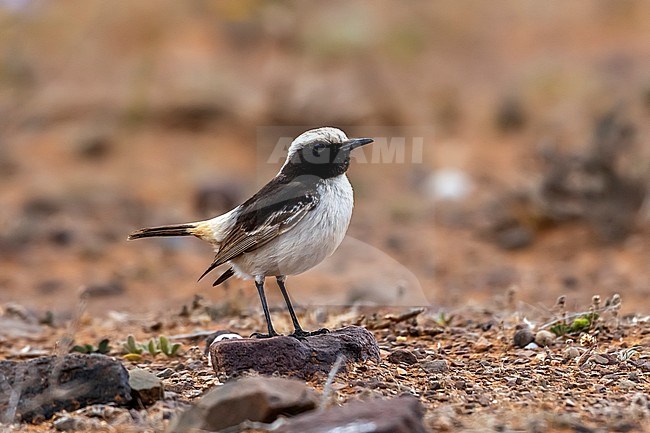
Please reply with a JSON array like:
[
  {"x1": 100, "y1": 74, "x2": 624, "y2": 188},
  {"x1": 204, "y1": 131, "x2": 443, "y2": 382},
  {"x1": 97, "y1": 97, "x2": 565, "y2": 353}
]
[
  {"x1": 513, "y1": 328, "x2": 535, "y2": 348},
  {"x1": 565, "y1": 347, "x2": 581, "y2": 360},
  {"x1": 474, "y1": 336, "x2": 493, "y2": 352},
  {"x1": 496, "y1": 226, "x2": 533, "y2": 250},
  {"x1": 618, "y1": 379, "x2": 636, "y2": 390},
  {"x1": 157, "y1": 368, "x2": 174, "y2": 379},
  {"x1": 53, "y1": 416, "x2": 88, "y2": 431},
  {"x1": 0, "y1": 354, "x2": 130, "y2": 422},
  {"x1": 423, "y1": 359, "x2": 449, "y2": 374},
  {"x1": 535, "y1": 330, "x2": 556, "y2": 347},
  {"x1": 128, "y1": 368, "x2": 163, "y2": 406},
  {"x1": 81, "y1": 281, "x2": 125, "y2": 298},
  {"x1": 387, "y1": 349, "x2": 418, "y2": 365},
  {"x1": 0, "y1": 317, "x2": 44, "y2": 339},
  {"x1": 168, "y1": 376, "x2": 318, "y2": 433},
  {"x1": 276, "y1": 396, "x2": 427, "y2": 433},
  {"x1": 209, "y1": 326, "x2": 380, "y2": 379},
  {"x1": 495, "y1": 95, "x2": 527, "y2": 132},
  {"x1": 74, "y1": 132, "x2": 112, "y2": 160}
]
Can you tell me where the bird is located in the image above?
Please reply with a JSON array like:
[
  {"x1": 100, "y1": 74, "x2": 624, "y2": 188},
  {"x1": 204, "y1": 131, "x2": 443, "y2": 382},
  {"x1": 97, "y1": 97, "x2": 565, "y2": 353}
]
[{"x1": 128, "y1": 127, "x2": 373, "y2": 338}]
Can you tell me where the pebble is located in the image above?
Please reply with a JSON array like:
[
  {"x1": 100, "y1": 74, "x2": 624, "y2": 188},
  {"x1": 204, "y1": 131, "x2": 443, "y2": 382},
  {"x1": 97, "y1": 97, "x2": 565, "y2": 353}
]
[
  {"x1": 129, "y1": 368, "x2": 164, "y2": 406},
  {"x1": 590, "y1": 354, "x2": 610, "y2": 365},
  {"x1": 565, "y1": 347, "x2": 581, "y2": 359},
  {"x1": 387, "y1": 349, "x2": 418, "y2": 365},
  {"x1": 423, "y1": 359, "x2": 450, "y2": 374},
  {"x1": 496, "y1": 226, "x2": 533, "y2": 250},
  {"x1": 513, "y1": 328, "x2": 535, "y2": 348},
  {"x1": 534, "y1": 330, "x2": 556, "y2": 347},
  {"x1": 618, "y1": 379, "x2": 636, "y2": 390},
  {"x1": 157, "y1": 368, "x2": 174, "y2": 379},
  {"x1": 474, "y1": 337, "x2": 493, "y2": 352}
]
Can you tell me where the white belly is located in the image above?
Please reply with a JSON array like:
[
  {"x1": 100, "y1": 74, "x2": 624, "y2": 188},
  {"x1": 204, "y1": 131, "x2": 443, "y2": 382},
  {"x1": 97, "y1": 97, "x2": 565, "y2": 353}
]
[{"x1": 231, "y1": 175, "x2": 354, "y2": 278}]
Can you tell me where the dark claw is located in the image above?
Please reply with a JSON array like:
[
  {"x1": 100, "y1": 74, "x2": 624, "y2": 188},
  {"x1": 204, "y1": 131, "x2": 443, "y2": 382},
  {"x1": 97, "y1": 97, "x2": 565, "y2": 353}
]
[
  {"x1": 289, "y1": 328, "x2": 330, "y2": 339},
  {"x1": 250, "y1": 331, "x2": 280, "y2": 339}
]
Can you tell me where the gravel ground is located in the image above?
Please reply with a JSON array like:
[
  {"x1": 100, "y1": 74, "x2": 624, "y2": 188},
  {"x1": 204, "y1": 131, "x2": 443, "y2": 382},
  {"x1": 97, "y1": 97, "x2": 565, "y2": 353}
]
[{"x1": 1, "y1": 296, "x2": 648, "y2": 433}]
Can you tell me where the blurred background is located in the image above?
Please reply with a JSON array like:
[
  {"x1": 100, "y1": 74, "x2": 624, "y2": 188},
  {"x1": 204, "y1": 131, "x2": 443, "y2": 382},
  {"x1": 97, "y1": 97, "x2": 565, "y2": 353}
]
[{"x1": 0, "y1": 1, "x2": 648, "y2": 319}]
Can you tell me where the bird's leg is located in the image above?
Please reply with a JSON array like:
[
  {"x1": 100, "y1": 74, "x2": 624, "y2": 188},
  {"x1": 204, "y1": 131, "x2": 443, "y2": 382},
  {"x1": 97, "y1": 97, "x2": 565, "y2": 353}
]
[
  {"x1": 276, "y1": 276, "x2": 329, "y2": 339},
  {"x1": 251, "y1": 276, "x2": 279, "y2": 338}
]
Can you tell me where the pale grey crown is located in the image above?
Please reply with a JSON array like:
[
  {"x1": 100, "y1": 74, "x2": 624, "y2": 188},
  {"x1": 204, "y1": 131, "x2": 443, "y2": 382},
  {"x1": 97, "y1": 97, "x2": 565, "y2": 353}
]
[{"x1": 282, "y1": 127, "x2": 349, "y2": 167}]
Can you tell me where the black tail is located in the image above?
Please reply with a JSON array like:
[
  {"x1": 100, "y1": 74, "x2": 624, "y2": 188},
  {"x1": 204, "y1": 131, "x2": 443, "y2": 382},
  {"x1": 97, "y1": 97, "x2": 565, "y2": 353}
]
[
  {"x1": 128, "y1": 224, "x2": 195, "y2": 240},
  {"x1": 213, "y1": 267, "x2": 235, "y2": 286}
]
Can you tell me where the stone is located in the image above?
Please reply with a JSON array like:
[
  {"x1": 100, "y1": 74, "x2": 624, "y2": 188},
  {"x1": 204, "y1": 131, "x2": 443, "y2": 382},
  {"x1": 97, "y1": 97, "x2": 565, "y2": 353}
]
[
  {"x1": 81, "y1": 281, "x2": 125, "y2": 298},
  {"x1": 496, "y1": 226, "x2": 533, "y2": 250},
  {"x1": 474, "y1": 336, "x2": 493, "y2": 352},
  {"x1": 0, "y1": 354, "x2": 131, "y2": 422},
  {"x1": 209, "y1": 326, "x2": 380, "y2": 379},
  {"x1": 534, "y1": 330, "x2": 556, "y2": 347},
  {"x1": 513, "y1": 328, "x2": 535, "y2": 348},
  {"x1": 387, "y1": 349, "x2": 418, "y2": 365},
  {"x1": 565, "y1": 347, "x2": 581, "y2": 360},
  {"x1": 168, "y1": 376, "x2": 318, "y2": 433},
  {"x1": 423, "y1": 359, "x2": 450, "y2": 374},
  {"x1": 128, "y1": 368, "x2": 163, "y2": 406},
  {"x1": 157, "y1": 368, "x2": 174, "y2": 379},
  {"x1": 277, "y1": 396, "x2": 427, "y2": 433}
]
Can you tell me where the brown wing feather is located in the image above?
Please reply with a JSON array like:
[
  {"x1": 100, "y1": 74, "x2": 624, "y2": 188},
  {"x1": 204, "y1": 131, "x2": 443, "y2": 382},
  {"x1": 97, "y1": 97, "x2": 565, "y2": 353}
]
[{"x1": 198, "y1": 189, "x2": 319, "y2": 281}]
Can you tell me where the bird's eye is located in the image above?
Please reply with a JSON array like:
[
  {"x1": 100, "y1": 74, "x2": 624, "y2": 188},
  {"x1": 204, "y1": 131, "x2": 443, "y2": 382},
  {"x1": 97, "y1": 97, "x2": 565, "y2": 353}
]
[{"x1": 312, "y1": 142, "x2": 326, "y2": 157}]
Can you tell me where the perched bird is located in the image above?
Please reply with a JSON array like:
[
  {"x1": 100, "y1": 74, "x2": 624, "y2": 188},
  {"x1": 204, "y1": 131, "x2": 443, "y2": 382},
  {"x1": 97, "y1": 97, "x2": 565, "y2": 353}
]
[{"x1": 129, "y1": 127, "x2": 373, "y2": 338}]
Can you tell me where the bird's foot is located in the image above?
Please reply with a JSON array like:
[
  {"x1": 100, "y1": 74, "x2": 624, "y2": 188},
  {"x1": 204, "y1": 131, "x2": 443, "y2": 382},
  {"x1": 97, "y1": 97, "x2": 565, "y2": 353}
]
[
  {"x1": 250, "y1": 331, "x2": 280, "y2": 339},
  {"x1": 289, "y1": 328, "x2": 330, "y2": 339}
]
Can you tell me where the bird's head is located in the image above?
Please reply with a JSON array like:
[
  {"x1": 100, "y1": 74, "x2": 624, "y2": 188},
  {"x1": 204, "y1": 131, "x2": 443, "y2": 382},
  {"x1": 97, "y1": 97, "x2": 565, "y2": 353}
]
[{"x1": 280, "y1": 127, "x2": 373, "y2": 179}]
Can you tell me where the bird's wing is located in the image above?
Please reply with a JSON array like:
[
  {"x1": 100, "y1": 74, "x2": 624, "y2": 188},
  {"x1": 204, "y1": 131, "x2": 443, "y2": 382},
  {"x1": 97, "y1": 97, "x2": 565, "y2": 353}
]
[{"x1": 198, "y1": 178, "x2": 320, "y2": 281}]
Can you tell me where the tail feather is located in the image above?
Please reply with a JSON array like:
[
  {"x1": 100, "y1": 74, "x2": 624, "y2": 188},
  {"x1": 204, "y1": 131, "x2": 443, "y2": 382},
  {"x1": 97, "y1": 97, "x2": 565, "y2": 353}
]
[
  {"x1": 128, "y1": 224, "x2": 196, "y2": 240},
  {"x1": 213, "y1": 267, "x2": 235, "y2": 286}
]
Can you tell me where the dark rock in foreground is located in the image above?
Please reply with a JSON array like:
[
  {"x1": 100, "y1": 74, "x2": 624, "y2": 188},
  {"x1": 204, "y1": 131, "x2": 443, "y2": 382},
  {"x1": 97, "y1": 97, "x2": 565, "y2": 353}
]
[
  {"x1": 168, "y1": 376, "x2": 318, "y2": 433},
  {"x1": 209, "y1": 326, "x2": 380, "y2": 379},
  {"x1": 0, "y1": 354, "x2": 131, "y2": 423},
  {"x1": 277, "y1": 396, "x2": 427, "y2": 433}
]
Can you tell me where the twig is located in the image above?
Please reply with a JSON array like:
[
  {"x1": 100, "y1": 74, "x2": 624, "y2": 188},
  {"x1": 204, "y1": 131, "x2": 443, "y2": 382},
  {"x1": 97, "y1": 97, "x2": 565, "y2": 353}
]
[
  {"x1": 320, "y1": 354, "x2": 346, "y2": 409},
  {"x1": 367, "y1": 308, "x2": 425, "y2": 330},
  {"x1": 0, "y1": 364, "x2": 26, "y2": 426},
  {"x1": 167, "y1": 330, "x2": 221, "y2": 340}
]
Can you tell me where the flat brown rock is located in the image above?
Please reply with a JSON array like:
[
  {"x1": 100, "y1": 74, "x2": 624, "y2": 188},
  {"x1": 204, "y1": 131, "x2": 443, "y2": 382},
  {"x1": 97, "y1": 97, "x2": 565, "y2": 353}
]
[
  {"x1": 168, "y1": 376, "x2": 318, "y2": 432},
  {"x1": 209, "y1": 326, "x2": 380, "y2": 379},
  {"x1": 277, "y1": 396, "x2": 427, "y2": 433}
]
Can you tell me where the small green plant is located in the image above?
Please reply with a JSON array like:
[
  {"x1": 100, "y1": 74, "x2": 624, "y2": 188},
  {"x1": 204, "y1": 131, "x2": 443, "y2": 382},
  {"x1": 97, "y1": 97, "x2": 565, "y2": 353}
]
[
  {"x1": 123, "y1": 335, "x2": 144, "y2": 355},
  {"x1": 71, "y1": 338, "x2": 111, "y2": 354},
  {"x1": 158, "y1": 335, "x2": 182, "y2": 357},
  {"x1": 433, "y1": 311, "x2": 453, "y2": 327},
  {"x1": 550, "y1": 313, "x2": 599, "y2": 337},
  {"x1": 122, "y1": 335, "x2": 181, "y2": 360}
]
